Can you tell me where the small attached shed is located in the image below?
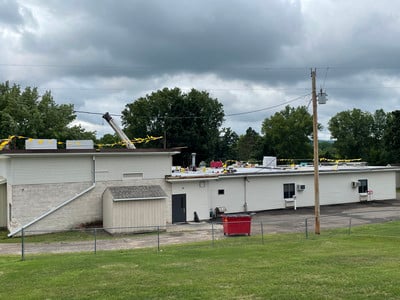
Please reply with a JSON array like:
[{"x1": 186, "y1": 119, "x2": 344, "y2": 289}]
[{"x1": 103, "y1": 185, "x2": 167, "y2": 234}]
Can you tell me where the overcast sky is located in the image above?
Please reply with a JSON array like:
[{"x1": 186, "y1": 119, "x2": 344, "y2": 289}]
[{"x1": 1, "y1": 0, "x2": 400, "y2": 139}]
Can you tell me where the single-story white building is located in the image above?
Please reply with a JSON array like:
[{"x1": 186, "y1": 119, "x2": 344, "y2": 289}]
[
  {"x1": 0, "y1": 141, "x2": 399, "y2": 236},
  {"x1": 0, "y1": 144, "x2": 179, "y2": 236},
  {"x1": 167, "y1": 164, "x2": 399, "y2": 222}
]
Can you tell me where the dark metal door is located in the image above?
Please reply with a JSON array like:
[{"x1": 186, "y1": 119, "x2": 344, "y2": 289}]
[{"x1": 172, "y1": 194, "x2": 186, "y2": 223}]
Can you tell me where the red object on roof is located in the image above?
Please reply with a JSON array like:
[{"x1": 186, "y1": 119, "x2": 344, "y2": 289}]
[{"x1": 210, "y1": 160, "x2": 223, "y2": 168}]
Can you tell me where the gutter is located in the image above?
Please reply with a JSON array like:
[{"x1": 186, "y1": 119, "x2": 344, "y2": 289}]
[
  {"x1": 113, "y1": 196, "x2": 167, "y2": 202},
  {"x1": 8, "y1": 156, "x2": 97, "y2": 237}
]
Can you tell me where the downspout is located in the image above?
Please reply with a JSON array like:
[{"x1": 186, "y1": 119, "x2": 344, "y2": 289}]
[
  {"x1": 8, "y1": 155, "x2": 96, "y2": 237},
  {"x1": 243, "y1": 177, "x2": 248, "y2": 212}
]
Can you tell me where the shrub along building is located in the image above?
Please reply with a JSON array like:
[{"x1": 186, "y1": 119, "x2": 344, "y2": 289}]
[{"x1": 0, "y1": 140, "x2": 399, "y2": 236}]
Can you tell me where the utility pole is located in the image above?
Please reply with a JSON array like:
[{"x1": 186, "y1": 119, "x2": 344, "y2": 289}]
[{"x1": 311, "y1": 68, "x2": 321, "y2": 235}]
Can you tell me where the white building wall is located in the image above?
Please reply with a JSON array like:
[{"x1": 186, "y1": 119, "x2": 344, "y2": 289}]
[
  {"x1": 0, "y1": 156, "x2": 9, "y2": 178},
  {"x1": 95, "y1": 154, "x2": 172, "y2": 181},
  {"x1": 209, "y1": 178, "x2": 245, "y2": 213},
  {"x1": 14, "y1": 178, "x2": 171, "y2": 235},
  {"x1": 102, "y1": 189, "x2": 114, "y2": 229},
  {"x1": 169, "y1": 169, "x2": 398, "y2": 220},
  {"x1": 0, "y1": 184, "x2": 6, "y2": 227},
  {"x1": 10, "y1": 156, "x2": 92, "y2": 185},
  {"x1": 3, "y1": 152, "x2": 175, "y2": 235},
  {"x1": 171, "y1": 179, "x2": 214, "y2": 221},
  {"x1": 246, "y1": 176, "x2": 304, "y2": 211}
]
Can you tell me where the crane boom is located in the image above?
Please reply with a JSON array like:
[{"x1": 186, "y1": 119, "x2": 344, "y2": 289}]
[{"x1": 102, "y1": 112, "x2": 136, "y2": 149}]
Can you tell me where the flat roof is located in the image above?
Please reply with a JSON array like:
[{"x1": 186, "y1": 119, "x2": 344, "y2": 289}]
[
  {"x1": 167, "y1": 164, "x2": 400, "y2": 180},
  {"x1": 0, "y1": 148, "x2": 181, "y2": 157}
]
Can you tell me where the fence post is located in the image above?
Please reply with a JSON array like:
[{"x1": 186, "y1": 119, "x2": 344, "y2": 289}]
[
  {"x1": 348, "y1": 218, "x2": 352, "y2": 235},
  {"x1": 261, "y1": 221, "x2": 264, "y2": 245},
  {"x1": 94, "y1": 228, "x2": 97, "y2": 254},
  {"x1": 157, "y1": 226, "x2": 160, "y2": 252},
  {"x1": 21, "y1": 227, "x2": 25, "y2": 261},
  {"x1": 305, "y1": 218, "x2": 308, "y2": 239},
  {"x1": 211, "y1": 222, "x2": 215, "y2": 247}
]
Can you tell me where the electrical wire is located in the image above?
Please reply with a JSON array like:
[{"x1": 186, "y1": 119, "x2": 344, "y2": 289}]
[
  {"x1": 321, "y1": 67, "x2": 329, "y2": 90},
  {"x1": 225, "y1": 93, "x2": 311, "y2": 117},
  {"x1": 74, "y1": 93, "x2": 311, "y2": 120}
]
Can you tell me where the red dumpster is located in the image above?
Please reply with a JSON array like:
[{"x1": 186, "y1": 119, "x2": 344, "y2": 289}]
[{"x1": 222, "y1": 214, "x2": 252, "y2": 236}]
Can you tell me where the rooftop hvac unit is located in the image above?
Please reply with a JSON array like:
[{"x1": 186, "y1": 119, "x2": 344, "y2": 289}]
[
  {"x1": 297, "y1": 184, "x2": 306, "y2": 191},
  {"x1": 262, "y1": 156, "x2": 277, "y2": 168},
  {"x1": 25, "y1": 139, "x2": 57, "y2": 150},
  {"x1": 352, "y1": 181, "x2": 360, "y2": 188},
  {"x1": 66, "y1": 140, "x2": 94, "y2": 149}
]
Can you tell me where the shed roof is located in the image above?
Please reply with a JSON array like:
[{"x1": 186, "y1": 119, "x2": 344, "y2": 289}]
[{"x1": 107, "y1": 185, "x2": 167, "y2": 201}]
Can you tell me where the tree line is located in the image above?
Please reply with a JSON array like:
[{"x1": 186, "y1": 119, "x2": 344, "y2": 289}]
[{"x1": 1, "y1": 82, "x2": 399, "y2": 166}]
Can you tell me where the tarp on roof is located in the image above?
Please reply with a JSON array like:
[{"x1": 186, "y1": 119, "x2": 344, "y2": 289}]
[{"x1": 0, "y1": 176, "x2": 6, "y2": 184}]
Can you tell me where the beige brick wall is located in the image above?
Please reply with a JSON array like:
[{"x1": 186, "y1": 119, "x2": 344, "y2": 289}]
[{"x1": 9, "y1": 179, "x2": 172, "y2": 235}]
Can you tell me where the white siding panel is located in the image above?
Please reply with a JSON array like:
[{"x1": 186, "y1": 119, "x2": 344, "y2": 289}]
[
  {"x1": 173, "y1": 181, "x2": 211, "y2": 221},
  {"x1": 0, "y1": 157, "x2": 9, "y2": 178},
  {"x1": 11, "y1": 157, "x2": 92, "y2": 184},
  {"x1": 102, "y1": 189, "x2": 114, "y2": 229},
  {"x1": 210, "y1": 178, "x2": 245, "y2": 213},
  {"x1": 110, "y1": 199, "x2": 165, "y2": 233},
  {"x1": 96, "y1": 155, "x2": 171, "y2": 181},
  {"x1": 0, "y1": 184, "x2": 6, "y2": 227},
  {"x1": 170, "y1": 169, "x2": 398, "y2": 217}
]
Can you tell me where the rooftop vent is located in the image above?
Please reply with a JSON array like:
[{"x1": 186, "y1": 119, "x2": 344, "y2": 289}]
[
  {"x1": 25, "y1": 139, "x2": 57, "y2": 150},
  {"x1": 66, "y1": 140, "x2": 94, "y2": 150}
]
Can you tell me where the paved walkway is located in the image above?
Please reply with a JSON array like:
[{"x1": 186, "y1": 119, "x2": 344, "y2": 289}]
[{"x1": 1, "y1": 200, "x2": 399, "y2": 256}]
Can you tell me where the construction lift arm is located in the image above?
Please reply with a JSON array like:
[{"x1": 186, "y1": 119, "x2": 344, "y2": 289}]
[{"x1": 102, "y1": 112, "x2": 136, "y2": 149}]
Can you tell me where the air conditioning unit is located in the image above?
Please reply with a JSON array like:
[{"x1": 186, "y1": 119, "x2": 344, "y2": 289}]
[
  {"x1": 352, "y1": 181, "x2": 360, "y2": 188},
  {"x1": 297, "y1": 184, "x2": 306, "y2": 191},
  {"x1": 215, "y1": 206, "x2": 226, "y2": 215}
]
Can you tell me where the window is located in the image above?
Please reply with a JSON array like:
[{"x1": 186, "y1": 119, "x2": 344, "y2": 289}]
[
  {"x1": 283, "y1": 183, "x2": 295, "y2": 199},
  {"x1": 218, "y1": 189, "x2": 225, "y2": 195},
  {"x1": 358, "y1": 179, "x2": 368, "y2": 193}
]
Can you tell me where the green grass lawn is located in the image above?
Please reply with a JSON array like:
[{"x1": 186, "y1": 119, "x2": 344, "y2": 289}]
[{"x1": 1, "y1": 222, "x2": 400, "y2": 299}]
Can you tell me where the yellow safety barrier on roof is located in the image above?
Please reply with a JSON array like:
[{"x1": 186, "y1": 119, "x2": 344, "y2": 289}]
[{"x1": 0, "y1": 135, "x2": 163, "y2": 150}]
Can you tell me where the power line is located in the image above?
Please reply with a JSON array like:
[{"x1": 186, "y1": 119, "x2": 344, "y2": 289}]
[
  {"x1": 2, "y1": 63, "x2": 400, "y2": 71},
  {"x1": 226, "y1": 93, "x2": 310, "y2": 117},
  {"x1": 74, "y1": 93, "x2": 311, "y2": 120},
  {"x1": 321, "y1": 67, "x2": 329, "y2": 90}
]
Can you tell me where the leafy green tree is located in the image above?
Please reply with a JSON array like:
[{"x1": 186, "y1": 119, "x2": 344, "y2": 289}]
[
  {"x1": 368, "y1": 109, "x2": 390, "y2": 165},
  {"x1": 97, "y1": 133, "x2": 120, "y2": 145},
  {"x1": 261, "y1": 106, "x2": 314, "y2": 159},
  {"x1": 122, "y1": 87, "x2": 224, "y2": 165},
  {"x1": 0, "y1": 81, "x2": 96, "y2": 144},
  {"x1": 319, "y1": 140, "x2": 337, "y2": 159},
  {"x1": 215, "y1": 127, "x2": 239, "y2": 162},
  {"x1": 385, "y1": 110, "x2": 400, "y2": 163},
  {"x1": 328, "y1": 108, "x2": 391, "y2": 164},
  {"x1": 236, "y1": 127, "x2": 264, "y2": 162}
]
